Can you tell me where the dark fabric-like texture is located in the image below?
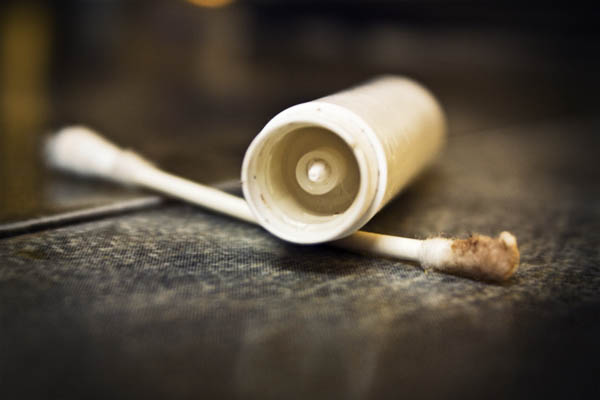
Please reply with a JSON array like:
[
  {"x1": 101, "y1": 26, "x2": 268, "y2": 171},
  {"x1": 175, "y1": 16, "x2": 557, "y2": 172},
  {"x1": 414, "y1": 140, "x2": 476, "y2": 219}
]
[{"x1": 1, "y1": 120, "x2": 599, "y2": 399}]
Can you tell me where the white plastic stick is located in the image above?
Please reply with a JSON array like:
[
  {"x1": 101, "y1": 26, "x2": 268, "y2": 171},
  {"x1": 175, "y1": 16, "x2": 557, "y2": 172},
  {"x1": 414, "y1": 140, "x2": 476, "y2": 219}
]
[
  {"x1": 131, "y1": 166, "x2": 256, "y2": 224},
  {"x1": 45, "y1": 126, "x2": 520, "y2": 281}
]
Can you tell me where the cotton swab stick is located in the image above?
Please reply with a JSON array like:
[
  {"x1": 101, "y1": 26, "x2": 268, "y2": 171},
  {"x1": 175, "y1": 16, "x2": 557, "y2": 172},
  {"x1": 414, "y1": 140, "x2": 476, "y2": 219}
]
[{"x1": 45, "y1": 126, "x2": 520, "y2": 282}]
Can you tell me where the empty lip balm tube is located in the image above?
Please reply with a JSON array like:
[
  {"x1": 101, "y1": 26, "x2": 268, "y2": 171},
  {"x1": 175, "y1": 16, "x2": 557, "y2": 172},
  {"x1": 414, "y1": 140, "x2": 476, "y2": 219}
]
[{"x1": 242, "y1": 76, "x2": 446, "y2": 244}]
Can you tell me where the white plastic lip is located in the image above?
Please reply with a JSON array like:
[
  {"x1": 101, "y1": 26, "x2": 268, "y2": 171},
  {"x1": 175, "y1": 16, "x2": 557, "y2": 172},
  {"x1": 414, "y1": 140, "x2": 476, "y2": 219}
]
[{"x1": 242, "y1": 101, "x2": 388, "y2": 244}]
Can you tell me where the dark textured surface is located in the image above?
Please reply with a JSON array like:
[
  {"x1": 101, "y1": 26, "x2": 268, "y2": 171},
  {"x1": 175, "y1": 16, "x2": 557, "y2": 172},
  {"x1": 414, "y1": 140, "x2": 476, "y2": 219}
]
[{"x1": 1, "y1": 118, "x2": 599, "y2": 399}]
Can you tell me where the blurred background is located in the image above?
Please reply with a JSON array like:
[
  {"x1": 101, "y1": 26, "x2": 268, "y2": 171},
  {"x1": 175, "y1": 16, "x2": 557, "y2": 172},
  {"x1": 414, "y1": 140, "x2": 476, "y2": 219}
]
[{"x1": 1, "y1": 0, "x2": 599, "y2": 223}]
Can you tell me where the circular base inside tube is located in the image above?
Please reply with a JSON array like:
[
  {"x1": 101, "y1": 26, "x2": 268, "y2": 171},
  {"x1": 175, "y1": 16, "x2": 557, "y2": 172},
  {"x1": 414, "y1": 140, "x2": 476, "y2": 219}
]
[
  {"x1": 295, "y1": 147, "x2": 346, "y2": 196},
  {"x1": 269, "y1": 128, "x2": 359, "y2": 218}
]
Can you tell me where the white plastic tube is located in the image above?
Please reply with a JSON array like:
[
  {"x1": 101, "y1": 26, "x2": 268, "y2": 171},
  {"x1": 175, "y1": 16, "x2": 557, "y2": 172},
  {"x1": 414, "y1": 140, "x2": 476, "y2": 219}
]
[{"x1": 242, "y1": 76, "x2": 446, "y2": 244}]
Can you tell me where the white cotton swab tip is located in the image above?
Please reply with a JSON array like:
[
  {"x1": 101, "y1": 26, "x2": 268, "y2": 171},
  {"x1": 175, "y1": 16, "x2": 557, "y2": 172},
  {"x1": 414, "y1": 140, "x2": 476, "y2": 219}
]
[{"x1": 44, "y1": 125, "x2": 155, "y2": 184}]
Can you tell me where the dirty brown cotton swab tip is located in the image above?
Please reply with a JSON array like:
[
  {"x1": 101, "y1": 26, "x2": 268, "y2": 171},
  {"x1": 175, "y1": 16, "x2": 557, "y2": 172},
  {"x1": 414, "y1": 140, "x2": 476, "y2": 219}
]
[{"x1": 420, "y1": 231, "x2": 520, "y2": 281}]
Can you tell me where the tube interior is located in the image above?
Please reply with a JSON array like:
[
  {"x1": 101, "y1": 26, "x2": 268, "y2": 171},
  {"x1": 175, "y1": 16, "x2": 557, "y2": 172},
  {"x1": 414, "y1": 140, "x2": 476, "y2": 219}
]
[{"x1": 262, "y1": 126, "x2": 360, "y2": 226}]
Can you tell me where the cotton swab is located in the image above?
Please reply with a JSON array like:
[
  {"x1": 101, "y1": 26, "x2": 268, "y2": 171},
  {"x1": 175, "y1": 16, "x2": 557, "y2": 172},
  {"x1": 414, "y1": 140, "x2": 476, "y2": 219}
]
[
  {"x1": 45, "y1": 126, "x2": 520, "y2": 281},
  {"x1": 335, "y1": 230, "x2": 519, "y2": 282}
]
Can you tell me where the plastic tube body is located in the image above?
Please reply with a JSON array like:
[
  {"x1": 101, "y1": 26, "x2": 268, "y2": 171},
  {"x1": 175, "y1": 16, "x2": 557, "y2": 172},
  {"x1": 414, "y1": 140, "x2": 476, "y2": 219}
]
[{"x1": 242, "y1": 76, "x2": 446, "y2": 244}]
